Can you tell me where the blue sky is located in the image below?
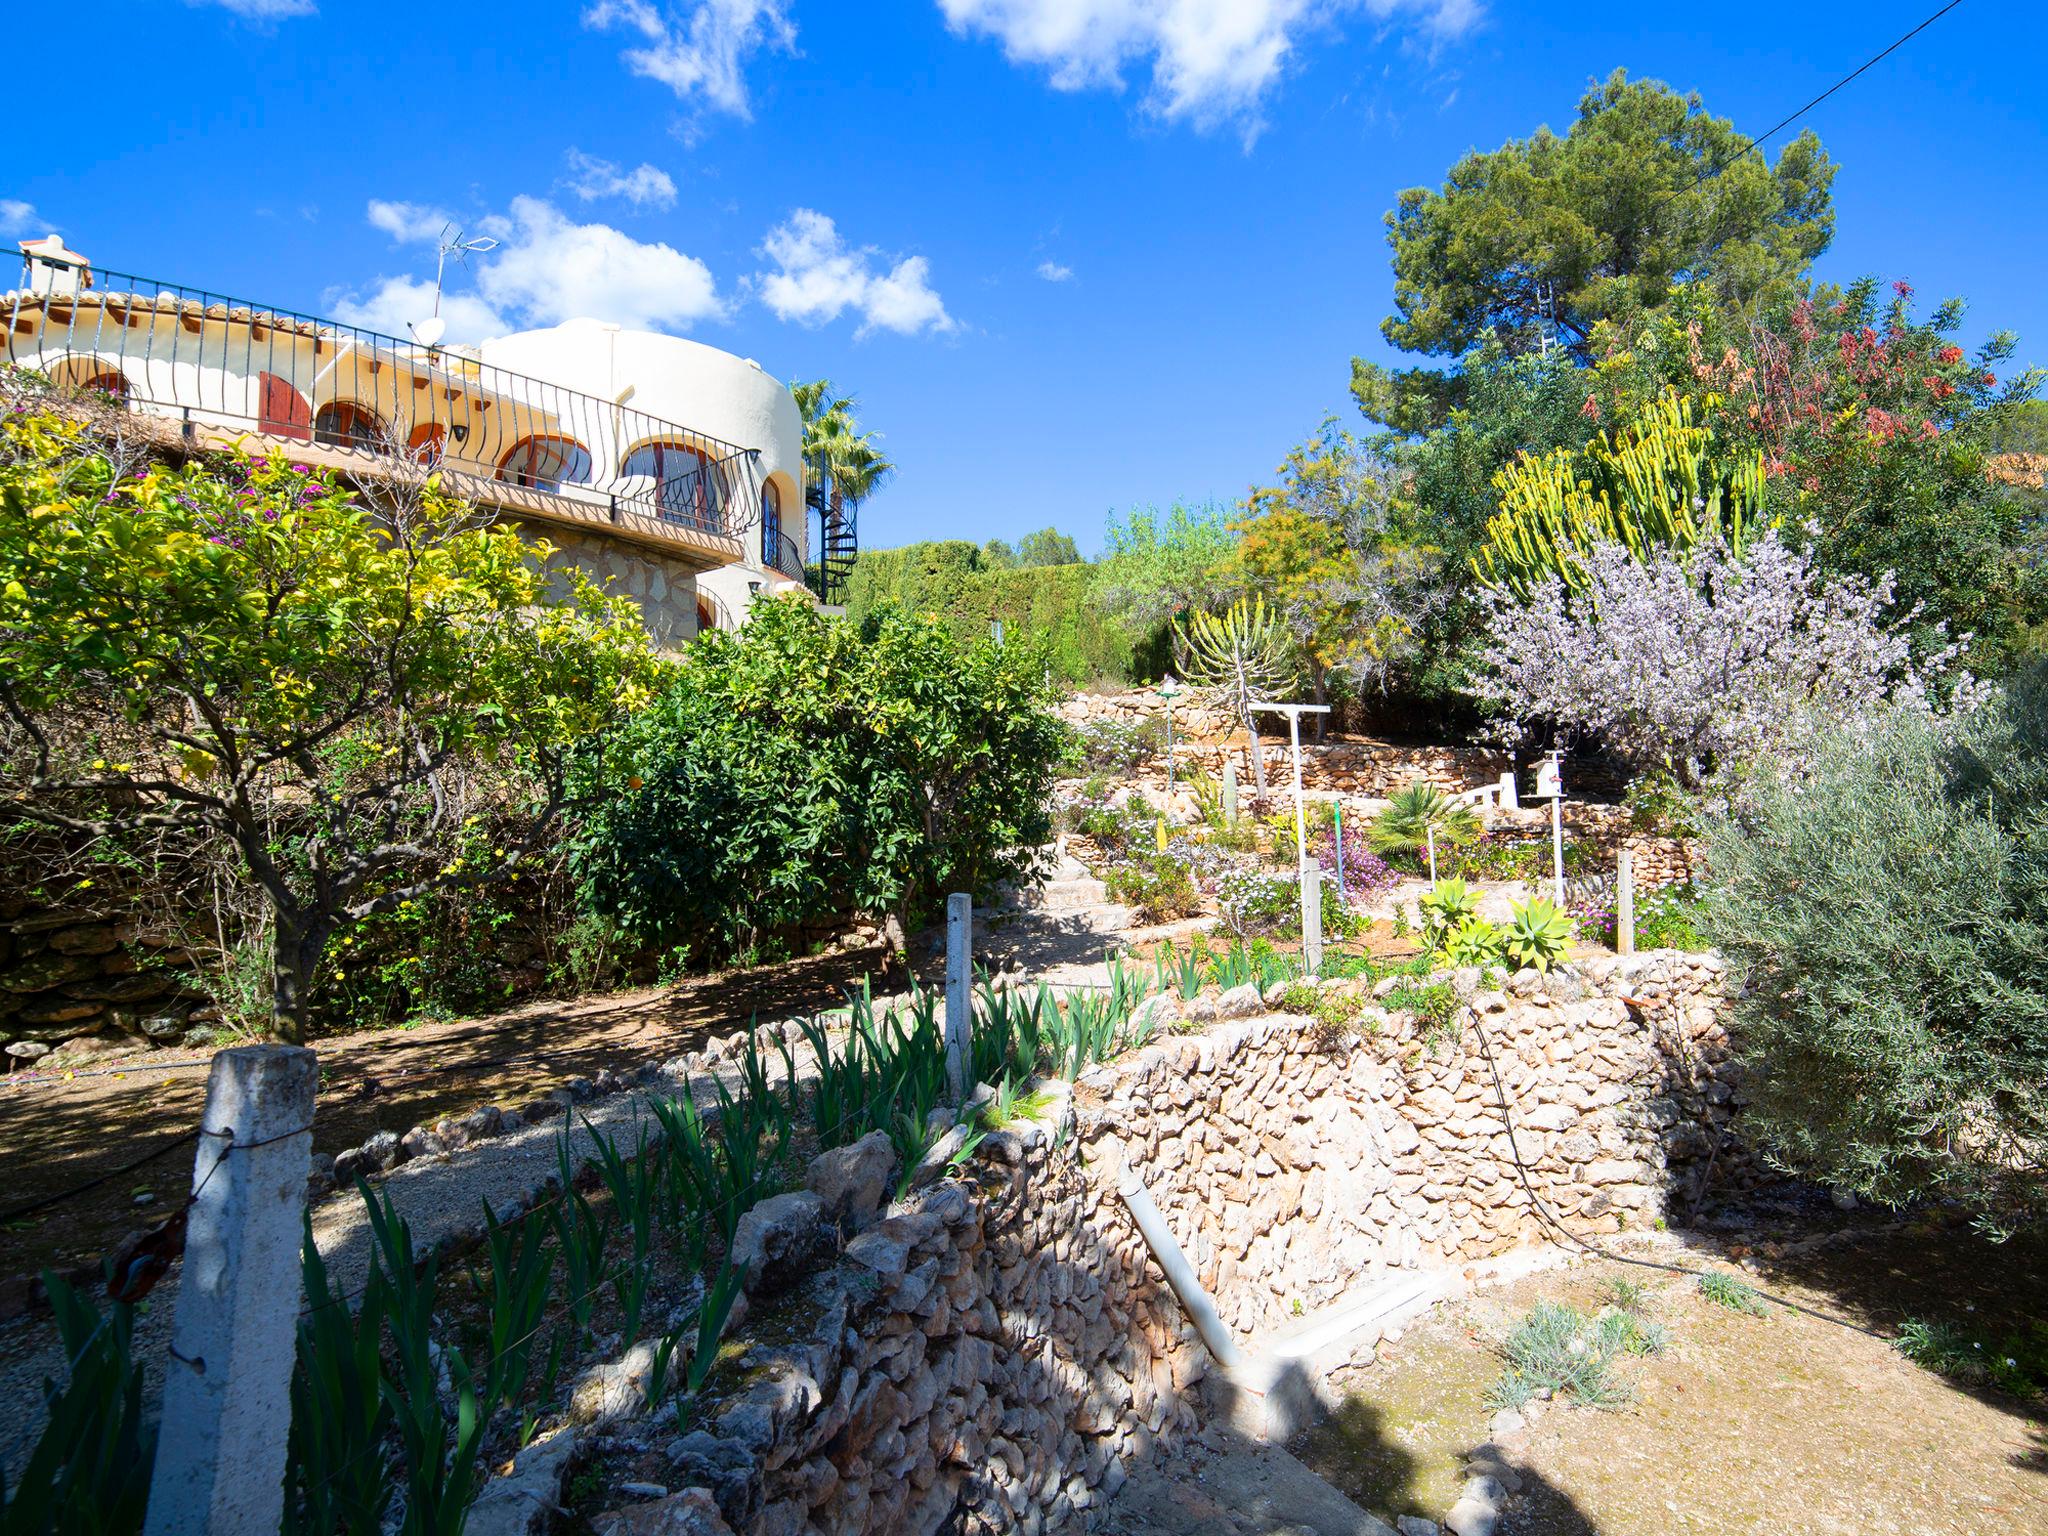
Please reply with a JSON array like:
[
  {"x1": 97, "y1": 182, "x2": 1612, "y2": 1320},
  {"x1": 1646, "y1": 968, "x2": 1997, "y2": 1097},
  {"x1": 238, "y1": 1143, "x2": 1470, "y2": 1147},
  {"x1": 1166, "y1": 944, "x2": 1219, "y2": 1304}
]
[{"x1": 11, "y1": 1, "x2": 2044, "y2": 554}]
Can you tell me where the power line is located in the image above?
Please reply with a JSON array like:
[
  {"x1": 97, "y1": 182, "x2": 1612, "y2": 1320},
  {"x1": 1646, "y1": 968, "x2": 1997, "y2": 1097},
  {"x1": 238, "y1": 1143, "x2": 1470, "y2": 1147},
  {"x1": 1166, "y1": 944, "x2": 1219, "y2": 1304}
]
[
  {"x1": 1739, "y1": 0, "x2": 1968, "y2": 161},
  {"x1": 1669, "y1": 0, "x2": 1969, "y2": 204}
]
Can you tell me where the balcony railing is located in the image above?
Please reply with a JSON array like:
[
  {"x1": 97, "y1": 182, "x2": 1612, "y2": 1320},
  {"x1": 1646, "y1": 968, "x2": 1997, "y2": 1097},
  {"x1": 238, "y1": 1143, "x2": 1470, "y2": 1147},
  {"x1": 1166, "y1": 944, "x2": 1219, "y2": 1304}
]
[
  {"x1": 768, "y1": 528, "x2": 806, "y2": 581},
  {"x1": 3, "y1": 259, "x2": 760, "y2": 554}
]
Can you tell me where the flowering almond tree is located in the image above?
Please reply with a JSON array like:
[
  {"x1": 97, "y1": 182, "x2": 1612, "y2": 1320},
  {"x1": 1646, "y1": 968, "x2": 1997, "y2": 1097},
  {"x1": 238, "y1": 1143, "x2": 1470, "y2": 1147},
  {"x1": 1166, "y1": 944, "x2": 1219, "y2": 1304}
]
[{"x1": 0, "y1": 402, "x2": 662, "y2": 1042}]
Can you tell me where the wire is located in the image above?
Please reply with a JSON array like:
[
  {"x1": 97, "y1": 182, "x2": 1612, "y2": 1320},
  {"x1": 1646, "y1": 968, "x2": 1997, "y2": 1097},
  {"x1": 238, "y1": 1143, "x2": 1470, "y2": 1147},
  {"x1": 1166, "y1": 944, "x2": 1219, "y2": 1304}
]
[
  {"x1": 1467, "y1": 1002, "x2": 1886, "y2": 1338},
  {"x1": 1729, "y1": 0, "x2": 1967, "y2": 163},
  {"x1": 0, "y1": 1128, "x2": 200, "y2": 1226}
]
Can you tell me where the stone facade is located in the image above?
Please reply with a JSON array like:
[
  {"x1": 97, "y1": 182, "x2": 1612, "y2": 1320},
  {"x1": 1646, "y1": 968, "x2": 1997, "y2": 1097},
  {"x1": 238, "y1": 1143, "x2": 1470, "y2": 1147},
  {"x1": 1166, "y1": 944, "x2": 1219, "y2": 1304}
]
[{"x1": 525, "y1": 520, "x2": 704, "y2": 651}]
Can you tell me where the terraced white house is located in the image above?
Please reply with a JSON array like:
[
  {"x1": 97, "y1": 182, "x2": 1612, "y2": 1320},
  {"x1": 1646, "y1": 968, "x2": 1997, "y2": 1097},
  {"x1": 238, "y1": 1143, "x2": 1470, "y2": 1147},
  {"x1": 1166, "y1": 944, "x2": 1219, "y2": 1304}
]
[{"x1": 5, "y1": 235, "x2": 860, "y2": 646}]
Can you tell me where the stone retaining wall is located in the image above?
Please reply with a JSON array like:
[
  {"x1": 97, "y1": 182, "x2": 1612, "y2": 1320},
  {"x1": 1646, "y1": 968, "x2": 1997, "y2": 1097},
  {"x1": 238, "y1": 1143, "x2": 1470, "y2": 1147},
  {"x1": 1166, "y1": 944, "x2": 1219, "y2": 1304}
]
[
  {"x1": 1069, "y1": 952, "x2": 1738, "y2": 1340},
  {"x1": 582, "y1": 1112, "x2": 1207, "y2": 1536},
  {"x1": 567, "y1": 953, "x2": 1740, "y2": 1536},
  {"x1": 0, "y1": 907, "x2": 211, "y2": 1065}
]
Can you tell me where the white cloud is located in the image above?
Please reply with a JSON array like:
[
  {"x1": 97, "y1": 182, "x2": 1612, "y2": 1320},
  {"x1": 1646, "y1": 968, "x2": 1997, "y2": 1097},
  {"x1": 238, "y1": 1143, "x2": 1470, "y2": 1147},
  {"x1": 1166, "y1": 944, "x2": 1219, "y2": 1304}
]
[
  {"x1": 328, "y1": 276, "x2": 510, "y2": 345},
  {"x1": 936, "y1": 0, "x2": 1482, "y2": 139},
  {"x1": 477, "y1": 197, "x2": 724, "y2": 331},
  {"x1": 754, "y1": 210, "x2": 955, "y2": 338},
  {"x1": 367, "y1": 199, "x2": 455, "y2": 245},
  {"x1": 189, "y1": 0, "x2": 317, "y2": 18},
  {"x1": 583, "y1": 0, "x2": 796, "y2": 125},
  {"x1": 343, "y1": 194, "x2": 724, "y2": 340},
  {"x1": 1036, "y1": 259, "x2": 1074, "y2": 282},
  {"x1": 564, "y1": 151, "x2": 678, "y2": 209},
  {"x1": 1, "y1": 199, "x2": 44, "y2": 237}
]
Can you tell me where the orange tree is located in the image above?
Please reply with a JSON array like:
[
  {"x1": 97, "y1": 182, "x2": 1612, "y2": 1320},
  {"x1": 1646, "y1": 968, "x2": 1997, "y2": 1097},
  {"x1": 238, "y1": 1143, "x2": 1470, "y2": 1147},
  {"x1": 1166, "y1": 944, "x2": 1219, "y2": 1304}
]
[
  {"x1": 0, "y1": 401, "x2": 661, "y2": 1042},
  {"x1": 572, "y1": 596, "x2": 1066, "y2": 979}
]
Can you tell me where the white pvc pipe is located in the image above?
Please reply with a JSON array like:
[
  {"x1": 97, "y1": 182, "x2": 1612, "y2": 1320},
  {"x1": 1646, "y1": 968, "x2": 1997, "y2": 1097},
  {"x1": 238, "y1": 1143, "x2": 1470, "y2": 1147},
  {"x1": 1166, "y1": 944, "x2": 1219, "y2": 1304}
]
[{"x1": 1119, "y1": 1168, "x2": 1244, "y2": 1369}]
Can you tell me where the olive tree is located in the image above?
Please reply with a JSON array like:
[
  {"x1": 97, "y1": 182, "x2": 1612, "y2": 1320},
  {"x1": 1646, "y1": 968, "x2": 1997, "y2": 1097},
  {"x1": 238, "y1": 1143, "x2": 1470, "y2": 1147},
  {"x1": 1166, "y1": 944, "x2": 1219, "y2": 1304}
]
[{"x1": 1700, "y1": 673, "x2": 2048, "y2": 1234}]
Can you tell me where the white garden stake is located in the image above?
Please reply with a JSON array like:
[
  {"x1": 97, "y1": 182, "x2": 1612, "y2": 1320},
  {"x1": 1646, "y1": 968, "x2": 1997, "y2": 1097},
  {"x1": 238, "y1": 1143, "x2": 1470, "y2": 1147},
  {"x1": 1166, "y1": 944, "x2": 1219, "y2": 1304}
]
[
  {"x1": 1251, "y1": 701, "x2": 1330, "y2": 880},
  {"x1": 1535, "y1": 751, "x2": 1566, "y2": 906}
]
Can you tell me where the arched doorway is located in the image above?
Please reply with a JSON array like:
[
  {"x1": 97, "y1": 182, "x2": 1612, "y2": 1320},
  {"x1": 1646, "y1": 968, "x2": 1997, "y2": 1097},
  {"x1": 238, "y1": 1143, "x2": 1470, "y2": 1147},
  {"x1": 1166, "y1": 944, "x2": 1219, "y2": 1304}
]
[{"x1": 313, "y1": 401, "x2": 386, "y2": 450}]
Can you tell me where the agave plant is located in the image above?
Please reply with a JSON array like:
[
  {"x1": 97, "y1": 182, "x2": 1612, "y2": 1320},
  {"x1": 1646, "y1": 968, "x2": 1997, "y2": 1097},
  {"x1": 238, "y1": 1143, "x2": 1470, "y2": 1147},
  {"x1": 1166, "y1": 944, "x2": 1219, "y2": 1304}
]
[
  {"x1": 1504, "y1": 897, "x2": 1574, "y2": 972},
  {"x1": 1441, "y1": 914, "x2": 1507, "y2": 969},
  {"x1": 1416, "y1": 875, "x2": 1481, "y2": 948},
  {"x1": 1368, "y1": 782, "x2": 1481, "y2": 869}
]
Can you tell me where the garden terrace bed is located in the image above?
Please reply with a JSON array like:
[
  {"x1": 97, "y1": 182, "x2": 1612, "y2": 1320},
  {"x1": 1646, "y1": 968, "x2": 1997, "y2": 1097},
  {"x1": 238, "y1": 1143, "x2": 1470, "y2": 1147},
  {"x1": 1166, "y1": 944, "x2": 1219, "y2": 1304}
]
[{"x1": 1069, "y1": 951, "x2": 1742, "y2": 1337}]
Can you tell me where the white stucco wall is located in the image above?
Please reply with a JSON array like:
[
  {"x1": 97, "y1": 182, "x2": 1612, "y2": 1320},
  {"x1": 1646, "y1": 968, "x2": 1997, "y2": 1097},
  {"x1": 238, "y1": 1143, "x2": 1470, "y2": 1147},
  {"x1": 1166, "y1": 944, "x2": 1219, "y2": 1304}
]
[{"x1": 478, "y1": 320, "x2": 807, "y2": 583}]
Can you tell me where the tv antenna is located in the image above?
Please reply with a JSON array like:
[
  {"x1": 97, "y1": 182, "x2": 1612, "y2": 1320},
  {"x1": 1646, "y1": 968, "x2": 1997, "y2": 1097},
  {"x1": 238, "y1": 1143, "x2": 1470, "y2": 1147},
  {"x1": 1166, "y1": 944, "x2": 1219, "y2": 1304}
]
[{"x1": 410, "y1": 223, "x2": 499, "y2": 347}]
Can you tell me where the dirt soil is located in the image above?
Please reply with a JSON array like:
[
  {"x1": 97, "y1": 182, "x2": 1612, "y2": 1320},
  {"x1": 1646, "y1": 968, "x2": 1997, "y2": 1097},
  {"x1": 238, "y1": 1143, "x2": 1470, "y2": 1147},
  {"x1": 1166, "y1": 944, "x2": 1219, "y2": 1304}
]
[
  {"x1": 0, "y1": 943, "x2": 887, "y2": 1287},
  {"x1": 1295, "y1": 1217, "x2": 2048, "y2": 1535}
]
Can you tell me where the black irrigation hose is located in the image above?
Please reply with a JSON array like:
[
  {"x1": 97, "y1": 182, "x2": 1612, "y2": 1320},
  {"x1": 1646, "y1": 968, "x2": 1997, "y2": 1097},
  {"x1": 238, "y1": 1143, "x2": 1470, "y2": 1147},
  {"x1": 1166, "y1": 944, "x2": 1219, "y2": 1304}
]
[{"x1": 1467, "y1": 1005, "x2": 1887, "y2": 1340}]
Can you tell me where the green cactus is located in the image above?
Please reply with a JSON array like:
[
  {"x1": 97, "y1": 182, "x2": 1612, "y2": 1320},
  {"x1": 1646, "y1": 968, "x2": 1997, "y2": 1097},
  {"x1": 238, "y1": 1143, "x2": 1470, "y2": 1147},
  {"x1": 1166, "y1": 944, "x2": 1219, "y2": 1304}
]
[{"x1": 1474, "y1": 392, "x2": 1772, "y2": 598}]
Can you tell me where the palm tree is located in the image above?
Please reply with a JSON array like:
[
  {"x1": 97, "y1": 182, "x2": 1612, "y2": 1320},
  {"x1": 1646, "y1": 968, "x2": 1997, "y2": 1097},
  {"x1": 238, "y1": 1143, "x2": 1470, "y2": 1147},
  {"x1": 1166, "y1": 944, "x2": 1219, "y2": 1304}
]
[{"x1": 792, "y1": 379, "x2": 895, "y2": 515}]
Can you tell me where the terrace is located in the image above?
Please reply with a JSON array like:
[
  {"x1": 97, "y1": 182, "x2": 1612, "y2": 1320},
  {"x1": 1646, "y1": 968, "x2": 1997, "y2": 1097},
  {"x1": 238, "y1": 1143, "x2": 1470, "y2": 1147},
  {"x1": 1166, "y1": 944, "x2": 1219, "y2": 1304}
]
[{"x1": 2, "y1": 252, "x2": 763, "y2": 577}]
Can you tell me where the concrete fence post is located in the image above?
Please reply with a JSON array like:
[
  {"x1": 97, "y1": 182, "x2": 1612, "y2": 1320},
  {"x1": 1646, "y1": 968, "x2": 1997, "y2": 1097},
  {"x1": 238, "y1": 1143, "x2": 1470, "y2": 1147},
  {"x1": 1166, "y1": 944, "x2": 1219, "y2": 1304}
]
[
  {"x1": 144, "y1": 1045, "x2": 318, "y2": 1536},
  {"x1": 1498, "y1": 769, "x2": 1519, "y2": 810},
  {"x1": 944, "y1": 893, "x2": 972, "y2": 1106},
  {"x1": 1616, "y1": 849, "x2": 1636, "y2": 956},
  {"x1": 1301, "y1": 858, "x2": 1323, "y2": 979}
]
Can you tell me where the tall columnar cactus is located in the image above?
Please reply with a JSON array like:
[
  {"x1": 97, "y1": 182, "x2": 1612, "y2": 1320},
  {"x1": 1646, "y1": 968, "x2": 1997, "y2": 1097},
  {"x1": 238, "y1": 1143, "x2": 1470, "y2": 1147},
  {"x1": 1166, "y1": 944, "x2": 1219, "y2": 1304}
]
[
  {"x1": 1474, "y1": 392, "x2": 1772, "y2": 598},
  {"x1": 1175, "y1": 596, "x2": 1295, "y2": 795}
]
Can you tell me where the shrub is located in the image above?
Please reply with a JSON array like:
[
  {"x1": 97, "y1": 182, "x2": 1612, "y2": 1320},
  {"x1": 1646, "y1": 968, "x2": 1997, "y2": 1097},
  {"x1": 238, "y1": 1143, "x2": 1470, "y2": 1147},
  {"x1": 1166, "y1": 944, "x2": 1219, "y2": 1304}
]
[
  {"x1": 1103, "y1": 853, "x2": 1201, "y2": 921},
  {"x1": 1635, "y1": 886, "x2": 1708, "y2": 951},
  {"x1": 1217, "y1": 866, "x2": 1298, "y2": 939},
  {"x1": 1476, "y1": 530, "x2": 1973, "y2": 796},
  {"x1": 574, "y1": 598, "x2": 1067, "y2": 970},
  {"x1": 1075, "y1": 716, "x2": 1166, "y2": 774},
  {"x1": 1700, "y1": 672, "x2": 2048, "y2": 1233},
  {"x1": 1368, "y1": 783, "x2": 1481, "y2": 864}
]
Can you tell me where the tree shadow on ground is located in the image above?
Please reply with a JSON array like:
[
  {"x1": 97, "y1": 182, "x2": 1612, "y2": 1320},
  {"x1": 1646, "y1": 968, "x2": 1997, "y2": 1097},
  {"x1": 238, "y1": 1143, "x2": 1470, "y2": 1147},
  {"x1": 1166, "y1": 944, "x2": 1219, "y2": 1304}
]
[
  {"x1": 0, "y1": 943, "x2": 889, "y2": 1281},
  {"x1": 1720, "y1": 1205, "x2": 2048, "y2": 1474}
]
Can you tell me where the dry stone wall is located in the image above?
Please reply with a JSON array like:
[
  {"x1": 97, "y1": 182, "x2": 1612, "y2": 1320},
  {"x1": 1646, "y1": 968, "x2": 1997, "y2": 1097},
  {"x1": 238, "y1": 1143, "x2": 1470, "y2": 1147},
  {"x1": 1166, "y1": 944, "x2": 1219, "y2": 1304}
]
[
  {"x1": 0, "y1": 907, "x2": 211, "y2": 1064},
  {"x1": 1069, "y1": 952, "x2": 1739, "y2": 1340},
  {"x1": 568, "y1": 953, "x2": 1740, "y2": 1536},
  {"x1": 603, "y1": 1116, "x2": 1208, "y2": 1536}
]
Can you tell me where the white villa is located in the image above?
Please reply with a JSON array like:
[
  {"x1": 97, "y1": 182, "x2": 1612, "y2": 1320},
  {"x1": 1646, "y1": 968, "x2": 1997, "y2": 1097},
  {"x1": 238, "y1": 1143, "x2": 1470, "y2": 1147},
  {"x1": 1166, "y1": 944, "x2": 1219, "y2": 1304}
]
[{"x1": 4, "y1": 236, "x2": 859, "y2": 645}]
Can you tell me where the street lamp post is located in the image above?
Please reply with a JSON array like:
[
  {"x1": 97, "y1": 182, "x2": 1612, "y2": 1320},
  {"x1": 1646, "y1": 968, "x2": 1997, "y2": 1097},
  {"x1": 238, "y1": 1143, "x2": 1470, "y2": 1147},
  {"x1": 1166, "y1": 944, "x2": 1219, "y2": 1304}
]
[{"x1": 1156, "y1": 673, "x2": 1185, "y2": 802}]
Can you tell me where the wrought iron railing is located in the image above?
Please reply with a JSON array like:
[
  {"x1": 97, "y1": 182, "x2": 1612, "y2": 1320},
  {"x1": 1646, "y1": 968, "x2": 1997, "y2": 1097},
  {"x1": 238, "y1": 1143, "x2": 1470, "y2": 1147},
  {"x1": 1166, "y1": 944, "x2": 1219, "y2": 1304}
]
[
  {"x1": 3, "y1": 258, "x2": 760, "y2": 542},
  {"x1": 768, "y1": 528, "x2": 806, "y2": 581}
]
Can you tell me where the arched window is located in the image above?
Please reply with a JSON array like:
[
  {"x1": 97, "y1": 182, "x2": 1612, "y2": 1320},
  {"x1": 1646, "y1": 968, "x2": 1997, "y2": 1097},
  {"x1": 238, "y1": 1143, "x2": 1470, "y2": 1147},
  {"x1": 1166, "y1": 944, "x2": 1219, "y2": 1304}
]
[
  {"x1": 406, "y1": 422, "x2": 447, "y2": 464},
  {"x1": 696, "y1": 595, "x2": 718, "y2": 634},
  {"x1": 621, "y1": 440, "x2": 724, "y2": 528},
  {"x1": 761, "y1": 480, "x2": 782, "y2": 568},
  {"x1": 313, "y1": 401, "x2": 386, "y2": 451},
  {"x1": 52, "y1": 359, "x2": 131, "y2": 398},
  {"x1": 498, "y1": 435, "x2": 593, "y2": 492},
  {"x1": 258, "y1": 372, "x2": 312, "y2": 442}
]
